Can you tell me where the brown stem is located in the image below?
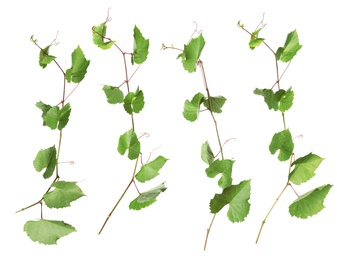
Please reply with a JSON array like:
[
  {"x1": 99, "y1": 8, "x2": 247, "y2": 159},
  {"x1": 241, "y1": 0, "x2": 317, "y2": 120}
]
[{"x1": 204, "y1": 214, "x2": 216, "y2": 250}]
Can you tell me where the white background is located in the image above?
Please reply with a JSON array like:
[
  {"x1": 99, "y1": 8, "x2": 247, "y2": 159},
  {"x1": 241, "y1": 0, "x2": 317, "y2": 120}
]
[{"x1": 1, "y1": 0, "x2": 336, "y2": 258}]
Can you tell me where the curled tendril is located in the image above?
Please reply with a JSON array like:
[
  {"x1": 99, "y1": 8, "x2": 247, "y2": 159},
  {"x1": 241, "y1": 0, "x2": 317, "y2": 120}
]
[
  {"x1": 49, "y1": 31, "x2": 59, "y2": 46},
  {"x1": 106, "y1": 7, "x2": 112, "y2": 23},
  {"x1": 30, "y1": 35, "x2": 38, "y2": 43},
  {"x1": 255, "y1": 13, "x2": 267, "y2": 31},
  {"x1": 188, "y1": 21, "x2": 203, "y2": 42},
  {"x1": 146, "y1": 145, "x2": 162, "y2": 163},
  {"x1": 138, "y1": 132, "x2": 150, "y2": 139}
]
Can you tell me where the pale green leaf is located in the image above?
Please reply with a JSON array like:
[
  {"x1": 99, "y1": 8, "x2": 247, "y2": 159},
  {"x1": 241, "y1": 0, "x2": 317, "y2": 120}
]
[
  {"x1": 123, "y1": 87, "x2": 144, "y2": 114},
  {"x1": 65, "y1": 46, "x2": 90, "y2": 83},
  {"x1": 102, "y1": 85, "x2": 124, "y2": 104},
  {"x1": 183, "y1": 92, "x2": 205, "y2": 122},
  {"x1": 33, "y1": 146, "x2": 57, "y2": 179},
  {"x1": 92, "y1": 22, "x2": 115, "y2": 50},
  {"x1": 205, "y1": 159, "x2": 234, "y2": 189},
  {"x1": 117, "y1": 129, "x2": 140, "y2": 160},
  {"x1": 276, "y1": 30, "x2": 302, "y2": 62},
  {"x1": 129, "y1": 183, "x2": 167, "y2": 210},
  {"x1": 135, "y1": 156, "x2": 168, "y2": 183},
  {"x1": 269, "y1": 129, "x2": 294, "y2": 161},
  {"x1": 39, "y1": 45, "x2": 56, "y2": 68},
  {"x1": 203, "y1": 95, "x2": 227, "y2": 113},
  {"x1": 132, "y1": 25, "x2": 149, "y2": 65},
  {"x1": 201, "y1": 141, "x2": 214, "y2": 165}
]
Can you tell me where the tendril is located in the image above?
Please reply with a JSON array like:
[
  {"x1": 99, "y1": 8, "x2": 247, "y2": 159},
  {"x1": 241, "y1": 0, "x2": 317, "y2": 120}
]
[{"x1": 188, "y1": 21, "x2": 203, "y2": 42}]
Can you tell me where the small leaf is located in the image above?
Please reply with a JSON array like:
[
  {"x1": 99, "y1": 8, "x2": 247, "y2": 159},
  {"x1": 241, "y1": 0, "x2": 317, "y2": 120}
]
[
  {"x1": 33, "y1": 146, "x2": 57, "y2": 179},
  {"x1": 65, "y1": 46, "x2": 90, "y2": 83},
  {"x1": 249, "y1": 28, "x2": 265, "y2": 50},
  {"x1": 129, "y1": 183, "x2": 167, "y2": 210},
  {"x1": 24, "y1": 219, "x2": 76, "y2": 245},
  {"x1": 254, "y1": 88, "x2": 293, "y2": 112},
  {"x1": 43, "y1": 181, "x2": 86, "y2": 208},
  {"x1": 123, "y1": 87, "x2": 145, "y2": 114},
  {"x1": 254, "y1": 88, "x2": 278, "y2": 111},
  {"x1": 136, "y1": 156, "x2": 168, "y2": 183},
  {"x1": 117, "y1": 129, "x2": 141, "y2": 160},
  {"x1": 278, "y1": 87, "x2": 294, "y2": 112},
  {"x1": 210, "y1": 180, "x2": 251, "y2": 222},
  {"x1": 177, "y1": 34, "x2": 205, "y2": 72},
  {"x1": 289, "y1": 184, "x2": 332, "y2": 219},
  {"x1": 92, "y1": 22, "x2": 115, "y2": 50},
  {"x1": 58, "y1": 104, "x2": 71, "y2": 130},
  {"x1": 269, "y1": 129, "x2": 294, "y2": 161},
  {"x1": 102, "y1": 85, "x2": 124, "y2": 104},
  {"x1": 206, "y1": 159, "x2": 234, "y2": 189},
  {"x1": 39, "y1": 45, "x2": 56, "y2": 68},
  {"x1": 37, "y1": 103, "x2": 71, "y2": 130},
  {"x1": 36, "y1": 101, "x2": 52, "y2": 126},
  {"x1": 201, "y1": 141, "x2": 214, "y2": 165},
  {"x1": 276, "y1": 30, "x2": 302, "y2": 62},
  {"x1": 132, "y1": 25, "x2": 149, "y2": 65},
  {"x1": 203, "y1": 95, "x2": 227, "y2": 113},
  {"x1": 182, "y1": 92, "x2": 205, "y2": 122},
  {"x1": 289, "y1": 153, "x2": 324, "y2": 185}
]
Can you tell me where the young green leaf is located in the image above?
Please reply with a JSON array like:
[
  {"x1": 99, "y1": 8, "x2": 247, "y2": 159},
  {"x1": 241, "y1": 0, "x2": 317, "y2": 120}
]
[
  {"x1": 65, "y1": 46, "x2": 90, "y2": 83},
  {"x1": 249, "y1": 28, "x2": 265, "y2": 50},
  {"x1": 278, "y1": 87, "x2": 294, "y2": 112},
  {"x1": 36, "y1": 101, "x2": 52, "y2": 126},
  {"x1": 205, "y1": 159, "x2": 234, "y2": 189},
  {"x1": 201, "y1": 141, "x2": 214, "y2": 165},
  {"x1": 289, "y1": 153, "x2": 324, "y2": 185},
  {"x1": 276, "y1": 30, "x2": 302, "y2": 62},
  {"x1": 269, "y1": 129, "x2": 294, "y2": 161},
  {"x1": 117, "y1": 129, "x2": 141, "y2": 160},
  {"x1": 183, "y1": 92, "x2": 205, "y2": 122},
  {"x1": 102, "y1": 85, "x2": 124, "y2": 104},
  {"x1": 132, "y1": 25, "x2": 149, "y2": 65},
  {"x1": 254, "y1": 88, "x2": 278, "y2": 110},
  {"x1": 92, "y1": 22, "x2": 115, "y2": 50},
  {"x1": 39, "y1": 45, "x2": 56, "y2": 68},
  {"x1": 24, "y1": 219, "x2": 76, "y2": 245},
  {"x1": 123, "y1": 87, "x2": 145, "y2": 114},
  {"x1": 289, "y1": 184, "x2": 332, "y2": 219},
  {"x1": 177, "y1": 34, "x2": 205, "y2": 73},
  {"x1": 203, "y1": 95, "x2": 227, "y2": 113},
  {"x1": 209, "y1": 180, "x2": 251, "y2": 222},
  {"x1": 33, "y1": 146, "x2": 57, "y2": 179},
  {"x1": 129, "y1": 183, "x2": 167, "y2": 210},
  {"x1": 254, "y1": 88, "x2": 293, "y2": 112},
  {"x1": 135, "y1": 156, "x2": 168, "y2": 183},
  {"x1": 43, "y1": 181, "x2": 86, "y2": 208}
]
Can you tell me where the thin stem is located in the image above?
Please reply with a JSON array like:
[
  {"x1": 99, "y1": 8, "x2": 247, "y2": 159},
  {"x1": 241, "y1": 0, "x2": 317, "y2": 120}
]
[
  {"x1": 204, "y1": 214, "x2": 216, "y2": 250},
  {"x1": 98, "y1": 156, "x2": 140, "y2": 234}
]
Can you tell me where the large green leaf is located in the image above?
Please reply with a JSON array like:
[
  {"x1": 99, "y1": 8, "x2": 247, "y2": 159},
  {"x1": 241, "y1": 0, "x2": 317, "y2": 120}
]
[
  {"x1": 201, "y1": 141, "x2": 214, "y2": 165},
  {"x1": 43, "y1": 181, "x2": 86, "y2": 208},
  {"x1": 276, "y1": 30, "x2": 302, "y2": 62},
  {"x1": 209, "y1": 180, "x2": 251, "y2": 222},
  {"x1": 254, "y1": 87, "x2": 294, "y2": 112},
  {"x1": 92, "y1": 22, "x2": 115, "y2": 50},
  {"x1": 102, "y1": 85, "x2": 124, "y2": 104},
  {"x1": 129, "y1": 183, "x2": 167, "y2": 210},
  {"x1": 135, "y1": 156, "x2": 168, "y2": 183},
  {"x1": 289, "y1": 153, "x2": 324, "y2": 185},
  {"x1": 203, "y1": 95, "x2": 227, "y2": 113},
  {"x1": 182, "y1": 92, "x2": 205, "y2": 122},
  {"x1": 177, "y1": 34, "x2": 205, "y2": 72},
  {"x1": 289, "y1": 184, "x2": 332, "y2": 219},
  {"x1": 66, "y1": 46, "x2": 90, "y2": 83},
  {"x1": 132, "y1": 25, "x2": 149, "y2": 65},
  {"x1": 269, "y1": 129, "x2": 294, "y2": 161},
  {"x1": 117, "y1": 129, "x2": 141, "y2": 160},
  {"x1": 205, "y1": 159, "x2": 234, "y2": 189},
  {"x1": 249, "y1": 28, "x2": 265, "y2": 50},
  {"x1": 24, "y1": 219, "x2": 76, "y2": 245},
  {"x1": 123, "y1": 87, "x2": 145, "y2": 114},
  {"x1": 36, "y1": 102, "x2": 71, "y2": 130},
  {"x1": 33, "y1": 146, "x2": 57, "y2": 179},
  {"x1": 39, "y1": 45, "x2": 56, "y2": 68}
]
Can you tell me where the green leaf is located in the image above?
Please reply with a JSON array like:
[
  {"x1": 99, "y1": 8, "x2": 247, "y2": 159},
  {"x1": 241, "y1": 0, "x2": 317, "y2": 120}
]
[
  {"x1": 129, "y1": 183, "x2": 167, "y2": 210},
  {"x1": 249, "y1": 28, "x2": 265, "y2": 50},
  {"x1": 65, "y1": 46, "x2": 90, "y2": 83},
  {"x1": 276, "y1": 30, "x2": 302, "y2": 62},
  {"x1": 182, "y1": 92, "x2": 205, "y2": 122},
  {"x1": 135, "y1": 156, "x2": 168, "y2": 183},
  {"x1": 123, "y1": 87, "x2": 145, "y2": 114},
  {"x1": 254, "y1": 88, "x2": 278, "y2": 111},
  {"x1": 289, "y1": 153, "x2": 324, "y2": 185},
  {"x1": 210, "y1": 180, "x2": 251, "y2": 222},
  {"x1": 201, "y1": 141, "x2": 214, "y2": 165},
  {"x1": 132, "y1": 25, "x2": 149, "y2": 65},
  {"x1": 289, "y1": 184, "x2": 332, "y2": 219},
  {"x1": 36, "y1": 101, "x2": 52, "y2": 126},
  {"x1": 177, "y1": 34, "x2": 205, "y2": 72},
  {"x1": 269, "y1": 129, "x2": 294, "y2": 161},
  {"x1": 203, "y1": 95, "x2": 227, "y2": 113},
  {"x1": 39, "y1": 45, "x2": 56, "y2": 68},
  {"x1": 92, "y1": 22, "x2": 115, "y2": 50},
  {"x1": 43, "y1": 181, "x2": 86, "y2": 208},
  {"x1": 37, "y1": 103, "x2": 71, "y2": 130},
  {"x1": 117, "y1": 129, "x2": 141, "y2": 160},
  {"x1": 278, "y1": 87, "x2": 294, "y2": 112},
  {"x1": 102, "y1": 85, "x2": 124, "y2": 104},
  {"x1": 254, "y1": 88, "x2": 293, "y2": 112},
  {"x1": 205, "y1": 159, "x2": 234, "y2": 189},
  {"x1": 33, "y1": 146, "x2": 57, "y2": 179},
  {"x1": 24, "y1": 219, "x2": 76, "y2": 245}
]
